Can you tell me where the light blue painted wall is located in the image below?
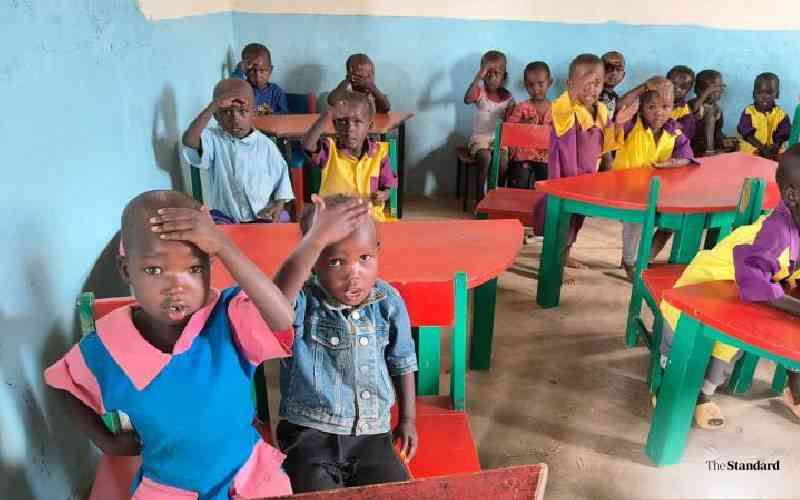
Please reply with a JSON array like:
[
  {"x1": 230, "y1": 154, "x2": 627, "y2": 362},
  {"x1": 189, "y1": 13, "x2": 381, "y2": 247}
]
[
  {"x1": 232, "y1": 13, "x2": 800, "y2": 193},
  {"x1": 0, "y1": 2, "x2": 235, "y2": 498}
]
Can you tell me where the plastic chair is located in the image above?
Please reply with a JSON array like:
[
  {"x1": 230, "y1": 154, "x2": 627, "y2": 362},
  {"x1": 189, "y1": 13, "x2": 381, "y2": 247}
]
[{"x1": 488, "y1": 120, "x2": 550, "y2": 191}]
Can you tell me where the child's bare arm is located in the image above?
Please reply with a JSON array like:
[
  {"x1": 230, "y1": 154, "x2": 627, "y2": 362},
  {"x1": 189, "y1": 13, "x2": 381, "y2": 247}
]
[
  {"x1": 55, "y1": 389, "x2": 141, "y2": 456},
  {"x1": 464, "y1": 63, "x2": 488, "y2": 105},
  {"x1": 616, "y1": 77, "x2": 669, "y2": 114},
  {"x1": 392, "y1": 372, "x2": 417, "y2": 462},
  {"x1": 327, "y1": 80, "x2": 349, "y2": 108},
  {"x1": 302, "y1": 109, "x2": 334, "y2": 154},
  {"x1": 182, "y1": 94, "x2": 238, "y2": 149},
  {"x1": 369, "y1": 85, "x2": 391, "y2": 113}
]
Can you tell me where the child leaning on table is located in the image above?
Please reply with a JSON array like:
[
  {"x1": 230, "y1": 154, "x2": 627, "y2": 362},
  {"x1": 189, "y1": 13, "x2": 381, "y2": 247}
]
[
  {"x1": 273, "y1": 194, "x2": 418, "y2": 493},
  {"x1": 44, "y1": 190, "x2": 295, "y2": 499},
  {"x1": 659, "y1": 144, "x2": 800, "y2": 429}
]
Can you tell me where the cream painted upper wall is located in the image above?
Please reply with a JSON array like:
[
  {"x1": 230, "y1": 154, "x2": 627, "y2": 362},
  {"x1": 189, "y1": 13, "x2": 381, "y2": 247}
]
[{"x1": 139, "y1": 0, "x2": 800, "y2": 30}]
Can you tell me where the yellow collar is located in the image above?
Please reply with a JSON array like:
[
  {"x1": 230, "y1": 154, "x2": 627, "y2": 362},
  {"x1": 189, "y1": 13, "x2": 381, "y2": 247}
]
[{"x1": 551, "y1": 91, "x2": 609, "y2": 137}]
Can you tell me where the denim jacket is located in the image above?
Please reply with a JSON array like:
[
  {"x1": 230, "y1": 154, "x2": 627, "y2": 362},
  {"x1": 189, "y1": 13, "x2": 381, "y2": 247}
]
[{"x1": 279, "y1": 278, "x2": 417, "y2": 435}]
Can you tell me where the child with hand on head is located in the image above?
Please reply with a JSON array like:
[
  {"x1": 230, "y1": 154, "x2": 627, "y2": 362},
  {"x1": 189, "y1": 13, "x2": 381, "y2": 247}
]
[
  {"x1": 182, "y1": 78, "x2": 294, "y2": 224},
  {"x1": 303, "y1": 91, "x2": 397, "y2": 222},
  {"x1": 659, "y1": 145, "x2": 800, "y2": 428},
  {"x1": 505, "y1": 61, "x2": 553, "y2": 187},
  {"x1": 737, "y1": 72, "x2": 791, "y2": 160},
  {"x1": 44, "y1": 190, "x2": 295, "y2": 499},
  {"x1": 328, "y1": 54, "x2": 391, "y2": 114},
  {"x1": 464, "y1": 50, "x2": 515, "y2": 197},
  {"x1": 667, "y1": 65, "x2": 696, "y2": 139},
  {"x1": 689, "y1": 69, "x2": 733, "y2": 156},
  {"x1": 274, "y1": 194, "x2": 418, "y2": 492},
  {"x1": 232, "y1": 43, "x2": 288, "y2": 115},
  {"x1": 599, "y1": 51, "x2": 626, "y2": 117}
]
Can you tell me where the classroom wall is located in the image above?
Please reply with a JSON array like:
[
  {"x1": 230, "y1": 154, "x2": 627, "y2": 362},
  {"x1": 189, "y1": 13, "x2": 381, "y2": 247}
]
[{"x1": 0, "y1": 2, "x2": 236, "y2": 498}]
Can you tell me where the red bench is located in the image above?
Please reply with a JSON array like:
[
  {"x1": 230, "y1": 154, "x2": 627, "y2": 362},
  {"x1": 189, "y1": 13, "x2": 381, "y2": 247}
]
[{"x1": 476, "y1": 188, "x2": 545, "y2": 227}]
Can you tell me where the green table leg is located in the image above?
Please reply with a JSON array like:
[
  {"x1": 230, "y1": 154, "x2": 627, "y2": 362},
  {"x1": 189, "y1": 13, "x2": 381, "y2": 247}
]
[
  {"x1": 470, "y1": 278, "x2": 498, "y2": 370},
  {"x1": 536, "y1": 196, "x2": 569, "y2": 308},
  {"x1": 728, "y1": 352, "x2": 759, "y2": 394},
  {"x1": 648, "y1": 312, "x2": 664, "y2": 394},
  {"x1": 451, "y1": 272, "x2": 468, "y2": 410},
  {"x1": 669, "y1": 213, "x2": 706, "y2": 264},
  {"x1": 416, "y1": 326, "x2": 441, "y2": 396},
  {"x1": 772, "y1": 365, "x2": 788, "y2": 394},
  {"x1": 645, "y1": 314, "x2": 714, "y2": 466}
]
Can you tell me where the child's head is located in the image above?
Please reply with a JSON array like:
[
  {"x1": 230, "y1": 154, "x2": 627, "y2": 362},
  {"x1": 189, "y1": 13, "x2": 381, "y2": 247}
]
[
  {"x1": 212, "y1": 79, "x2": 255, "y2": 138},
  {"x1": 753, "y1": 72, "x2": 780, "y2": 112},
  {"x1": 481, "y1": 50, "x2": 508, "y2": 93},
  {"x1": 601, "y1": 51, "x2": 626, "y2": 90},
  {"x1": 523, "y1": 61, "x2": 553, "y2": 102},
  {"x1": 666, "y1": 65, "x2": 695, "y2": 103},
  {"x1": 640, "y1": 86, "x2": 674, "y2": 131},
  {"x1": 776, "y1": 144, "x2": 800, "y2": 217},
  {"x1": 301, "y1": 195, "x2": 380, "y2": 306},
  {"x1": 346, "y1": 53, "x2": 375, "y2": 92},
  {"x1": 695, "y1": 69, "x2": 723, "y2": 103},
  {"x1": 331, "y1": 90, "x2": 374, "y2": 151},
  {"x1": 119, "y1": 190, "x2": 210, "y2": 327},
  {"x1": 567, "y1": 53, "x2": 604, "y2": 108},
  {"x1": 242, "y1": 43, "x2": 273, "y2": 90}
]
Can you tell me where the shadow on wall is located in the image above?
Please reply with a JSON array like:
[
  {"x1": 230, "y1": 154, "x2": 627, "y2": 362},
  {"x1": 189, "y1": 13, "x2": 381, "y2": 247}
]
[
  {"x1": 152, "y1": 85, "x2": 184, "y2": 191},
  {"x1": 283, "y1": 64, "x2": 325, "y2": 100}
]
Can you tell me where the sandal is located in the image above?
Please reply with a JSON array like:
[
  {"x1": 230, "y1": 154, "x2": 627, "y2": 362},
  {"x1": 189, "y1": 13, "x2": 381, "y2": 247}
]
[
  {"x1": 694, "y1": 401, "x2": 725, "y2": 430},
  {"x1": 781, "y1": 389, "x2": 800, "y2": 420}
]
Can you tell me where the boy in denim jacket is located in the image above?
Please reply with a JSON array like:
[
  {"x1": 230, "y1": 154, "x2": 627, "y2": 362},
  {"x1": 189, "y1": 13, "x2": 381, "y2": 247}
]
[{"x1": 274, "y1": 195, "x2": 418, "y2": 493}]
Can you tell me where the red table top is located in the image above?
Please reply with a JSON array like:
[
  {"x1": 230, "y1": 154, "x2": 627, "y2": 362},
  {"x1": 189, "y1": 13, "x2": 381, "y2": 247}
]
[
  {"x1": 211, "y1": 219, "x2": 523, "y2": 290},
  {"x1": 253, "y1": 112, "x2": 415, "y2": 139},
  {"x1": 663, "y1": 281, "x2": 800, "y2": 363},
  {"x1": 535, "y1": 153, "x2": 779, "y2": 214}
]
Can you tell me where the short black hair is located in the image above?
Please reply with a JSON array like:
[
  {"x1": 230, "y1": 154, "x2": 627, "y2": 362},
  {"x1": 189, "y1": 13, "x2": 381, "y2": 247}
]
[
  {"x1": 481, "y1": 50, "x2": 507, "y2": 67},
  {"x1": 755, "y1": 72, "x2": 780, "y2": 92},
  {"x1": 524, "y1": 61, "x2": 551, "y2": 78},
  {"x1": 346, "y1": 53, "x2": 373, "y2": 71},
  {"x1": 667, "y1": 65, "x2": 695, "y2": 82},
  {"x1": 694, "y1": 69, "x2": 722, "y2": 93},
  {"x1": 241, "y1": 43, "x2": 271, "y2": 62},
  {"x1": 776, "y1": 144, "x2": 800, "y2": 191},
  {"x1": 121, "y1": 190, "x2": 200, "y2": 255},
  {"x1": 568, "y1": 54, "x2": 602, "y2": 79},
  {"x1": 332, "y1": 89, "x2": 375, "y2": 118}
]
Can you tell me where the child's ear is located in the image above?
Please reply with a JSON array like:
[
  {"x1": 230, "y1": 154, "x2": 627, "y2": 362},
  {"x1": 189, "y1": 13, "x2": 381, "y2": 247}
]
[{"x1": 117, "y1": 255, "x2": 132, "y2": 285}]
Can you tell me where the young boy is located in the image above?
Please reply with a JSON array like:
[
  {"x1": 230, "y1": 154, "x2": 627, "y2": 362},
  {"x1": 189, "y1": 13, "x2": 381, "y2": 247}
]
[
  {"x1": 599, "y1": 51, "x2": 626, "y2": 118},
  {"x1": 274, "y1": 194, "x2": 417, "y2": 492},
  {"x1": 303, "y1": 91, "x2": 396, "y2": 221},
  {"x1": 688, "y1": 69, "x2": 732, "y2": 156},
  {"x1": 232, "y1": 43, "x2": 289, "y2": 115},
  {"x1": 328, "y1": 54, "x2": 391, "y2": 114},
  {"x1": 666, "y1": 65, "x2": 696, "y2": 139},
  {"x1": 182, "y1": 78, "x2": 294, "y2": 223},
  {"x1": 660, "y1": 144, "x2": 800, "y2": 428},
  {"x1": 737, "y1": 72, "x2": 791, "y2": 160}
]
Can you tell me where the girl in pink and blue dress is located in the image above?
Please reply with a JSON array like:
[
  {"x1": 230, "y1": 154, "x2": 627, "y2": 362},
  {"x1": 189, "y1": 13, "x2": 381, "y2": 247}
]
[{"x1": 45, "y1": 190, "x2": 295, "y2": 499}]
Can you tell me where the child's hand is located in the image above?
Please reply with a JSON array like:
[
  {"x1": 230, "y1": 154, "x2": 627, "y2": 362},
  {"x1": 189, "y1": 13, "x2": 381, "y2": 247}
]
[
  {"x1": 393, "y1": 419, "x2": 418, "y2": 463},
  {"x1": 369, "y1": 190, "x2": 391, "y2": 205},
  {"x1": 209, "y1": 92, "x2": 245, "y2": 113},
  {"x1": 615, "y1": 99, "x2": 639, "y2": 125},
  {"x1": 307, "y1": 195, "x2": 370, "y2": 246},
  {"x1": 257, "y1": 201, "x2": 285, "y2": 222},
  {"x1": 102, "y1": 429, "x2": 142, "y2": 456},
  {"x1": 150, "y1": 206, "x2": 229, "y2": 256}
]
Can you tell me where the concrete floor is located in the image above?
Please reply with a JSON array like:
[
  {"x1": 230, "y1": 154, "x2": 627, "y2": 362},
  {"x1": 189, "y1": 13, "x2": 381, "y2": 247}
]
[{"x1": 269, "y1": 195, "x2": 800, "y2": 500}]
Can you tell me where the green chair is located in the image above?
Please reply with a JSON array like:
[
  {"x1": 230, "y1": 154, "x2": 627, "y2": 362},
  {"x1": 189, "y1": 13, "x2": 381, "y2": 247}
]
[{"x1": 789, "y1": 103, "x2": 800, "y2": 147}]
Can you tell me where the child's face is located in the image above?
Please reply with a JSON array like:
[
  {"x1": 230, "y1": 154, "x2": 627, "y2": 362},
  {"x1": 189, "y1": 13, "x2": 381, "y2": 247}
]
[
  {"x1": 348, "y1": 63, "x2": 375, "y2": 92},
  {"x1": 482, "y1": 60, "x2": 506, "y2": 93},
  {"x1": 214, "y1": 91, "x2": 254, "y2": 138},
  {"x1": 568, "y1": 63, "x2": 604, "y2": 108},
  {"x1": 524, "y1": 69, "x2": 552, "y2": 101},
  {"x1": 314, "y1": 223, "x2": 379, "y2": 306},
  {"x1": 705, "y1": 75, "x2": 723, "y2": 103},
  {"x1": 754, "y1": 78, "x2": 778, "y2": 112},
  {"x1": 332, "y1": 102, "x2": 372, "y2": 151},
  {"x1": 641, "y1": 94, "x2": 674, "y2": 131},
  {"x1": 246, "y1": 54, "x2": 273, "y2": 89},
  {"x1": 119, "y1": 233, "x2": 210, "y2": 328},
  {"x1": 669, "y1": 72, "x2": 694, "y2": 103},
  {"x1": 603, "y1": 60, "x2": 625, "y2": 89}
]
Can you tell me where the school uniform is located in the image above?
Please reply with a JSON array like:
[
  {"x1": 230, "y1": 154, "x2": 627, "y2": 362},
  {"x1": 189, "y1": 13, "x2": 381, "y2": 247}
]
[
  {"x1": 737, "y1": 104, "x2": 791, "y2": 155},
  {"x1": 671, "y1": 98, "x2": 696, "y2": 142}
]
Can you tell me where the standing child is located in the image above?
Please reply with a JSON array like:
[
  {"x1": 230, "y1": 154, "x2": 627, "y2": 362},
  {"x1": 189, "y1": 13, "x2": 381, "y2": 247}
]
[
  {"x1": 182, "y1": 78, "x2": 294, "y2": 223},
  {"x1": 44, "y1": 190, "x2": 295, "y2": 498},
  {"x1": 234, "y1": 43, "x2": 288, "y2": 115},
  {"x1": 274, "y1": 195, "x2": 418, "y2": 492},
  {"x1": 737, "y1": 72, "x2": 791, "y2": 160},
  {"x1": 659, "y1": 145, "x2": 800, "y2": 428},
  {"x1": 464, "y1": 50, "x2": 515, "y2": 197},
  {"x1": 304, "y1": 91, "x2": 396, "y2": 221},
  {"x1": 666, "y1": 65, "x2": 697, "y2": 140},
  {"x1": 505, "y1": 61, "x2": 553, "y2": 188},
  {"x1": 328, "y1": 54, "x2": 391, "y2": 114},
  {"x1": 688, "y1": 69, "x2": 732, "y2": 156},
  {"x1": 599, "y1": 51, "x2": 626, "y2": 118}
]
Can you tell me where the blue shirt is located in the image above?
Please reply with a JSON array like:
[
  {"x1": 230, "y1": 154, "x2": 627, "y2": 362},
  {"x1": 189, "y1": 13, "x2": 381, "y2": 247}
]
[
  {"x1": 231, "y1": 67, "x2": 290, "y2": 115},
  {"x1": 279, "y1": 278, "x2": 418, "y2": 435},
  {"x1": 182, "y1": 126, "x2": 294, "y2": 222}
]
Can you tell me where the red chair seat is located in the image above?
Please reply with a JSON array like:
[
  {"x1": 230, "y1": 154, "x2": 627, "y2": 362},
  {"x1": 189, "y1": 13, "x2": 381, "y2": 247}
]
[
  {"x1": 642, "y1": 264, "x2": 686, "y2": 303},
  {"x1": 476, "y1": 188, "x2": 545, "y2": 227}
]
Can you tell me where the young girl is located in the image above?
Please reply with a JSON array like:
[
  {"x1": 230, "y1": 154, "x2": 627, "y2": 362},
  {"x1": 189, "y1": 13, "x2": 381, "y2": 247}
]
[
  {"x1": 273, "y1": 195, "x2": 418, "y2": 492},
  {"x1": 737, "y1": 72, "x2": 791, "y2": 160},
  {"x1": 44, "y1": 190, "x2": 295, "y2": 499},
  {"x1": 464, "y1": 50, "x2": 514, "y2": 197},
  {"x1": 689, "y1": 69, "x2": 732, "y2": 156},
  {"x1": 666, "y1": 65, "x2": 696, "y2": 139},
  {"x1": 613, "y1": 78, "x2": 694, "y2": 278},
  {"x1": 505, "y1": 61, "x2": 553, "y2": 188}
]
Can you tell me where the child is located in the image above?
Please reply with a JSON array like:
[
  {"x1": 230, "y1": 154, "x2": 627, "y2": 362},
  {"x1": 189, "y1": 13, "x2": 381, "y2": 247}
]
[
  {"x1": 44, "y1": 190, "x2": 295, "y2": 498},
  {"x1": 737, "y1": 72, "x2": 791, "y2": 160},
  {"x1": 464, "y1": 50, "x2": 514, "y2": 198},
  {"x1": 533, "y1": 53, "x2": 635, "y2": 269},
  {"x1": 613, "y1": 78, "x2": 694, "y2": 277},
  {"x1": 666, "y1": 65, "x2": 696, "y2": 139},
  {"x1": 328, "y1": 54, "x2": 391, "y2": 114},
  {"x1": 182, "y1": 78, "x2": 294, "y2": 223},
  {"x1": 505, "y1": 61, "x2": 553, "y2": 188},
  {"x1": 599, "y1": 51, "x2": 626, "y2": 117},
  {"x1": 273, "y1": 194, "x2": 418, "y2": 492},
  {"x1": 233, "y1": 43, "x2": 288, "y2": 115},
  {"x1": 659, "y1": 145, "x2": 800, "y2": 428},
  {"x1": 688, "y1": 69, "x2": 731, "y2": 156},
  {"x1": 303, "y1": 91, "x2": 396, "y2": 222}
]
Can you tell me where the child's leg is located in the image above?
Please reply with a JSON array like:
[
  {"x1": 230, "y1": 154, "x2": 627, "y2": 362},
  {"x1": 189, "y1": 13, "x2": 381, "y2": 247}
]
[
  {"x1": 345, "y1": 432, "x2": 409, "y2": 487},
  {"x1": 650, "y1": 229, "x2": 672, "y2": 261},
  {"x1": 276, "y1": 421, "x2": 346, "y2": 493},
  {"x1": 564, "y1": 216, "x2": 587, "y2": 269},
  {"x1": 621, "y1": 222, "x2": 642, "y2": 277},
  {"x1": 475, "y1": 148, "x2": 492, "y2": 200},
  {"x1": 782, "y1": 369, "x2": 800, "y2": 419}
]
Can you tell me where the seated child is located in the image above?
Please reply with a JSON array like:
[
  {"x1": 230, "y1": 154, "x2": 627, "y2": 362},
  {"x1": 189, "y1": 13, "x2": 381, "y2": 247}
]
[
  {"x1": 737, "y1": 72, "x2": 791, "y2": 160},
  {"x1": 303, "y1": 91, "x2": 396, "y2": 222},
  {"x1": 533, "y1": 53, "x2": 635, "y2": 269},
  {"x1": 328, "y1": 54, "x2": 391, "y2": 114},
  {"x1": 599, "y1": 51, "x2": 626, "y2": 117},
  {"x1": 273, "y1": 194, "x2": 417, "y2": 492},
  {"x1": 233, "y1": 43, "x2": 288, "y2": 115},
  {"x1": 464, "y1": 50, "x2": 514, "y2": 197},
  {"x1": 666, "y1": 65, "x2": 696, "y2": 139},
  {"x1": 613, "y1": 78, "x2": 694, "y2": 277},
  {"x1": 44, "y1": 190, "x2": 295, "y2": 498},
  {"x1": 688, "y1": 69, "x2": 732, "y2": 156},
  {"x1": 505, "y1": 61, "x2": 553, "y2": 188},
  {"x1": 182, "y1": 78, "x2": 294, "y2": 223},
  {"x1": 659, "y1": 145, "x2": 800, "y2": 428}
]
